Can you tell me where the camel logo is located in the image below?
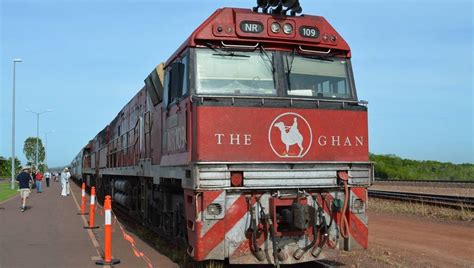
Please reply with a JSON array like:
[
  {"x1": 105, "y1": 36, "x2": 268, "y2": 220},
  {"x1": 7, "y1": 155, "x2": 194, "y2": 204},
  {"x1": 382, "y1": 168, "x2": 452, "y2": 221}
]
[{"x1": 268, "y1": 112, "x2": 312, "y2": 158}]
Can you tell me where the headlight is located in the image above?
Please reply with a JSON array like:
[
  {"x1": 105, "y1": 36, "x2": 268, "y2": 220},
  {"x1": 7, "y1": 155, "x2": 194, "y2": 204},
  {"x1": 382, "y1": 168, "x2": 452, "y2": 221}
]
[
  {"x1": 271, "y1": 22, "x2": 281, "y2": 33},
  {"x1": 207, "y1": 203, "x2": 222, "y2": 215},
  {"x1": 353, "y1": 199, "x2": 364, "y2": 210},
  {"x1": 283, "y1": 23, "x2": 293, "y2": 34}
]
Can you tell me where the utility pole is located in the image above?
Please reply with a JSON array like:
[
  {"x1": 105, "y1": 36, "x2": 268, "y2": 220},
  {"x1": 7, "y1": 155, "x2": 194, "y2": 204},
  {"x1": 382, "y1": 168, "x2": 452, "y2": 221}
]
[
  {"x1": 25, "y1": 109, "x2": 52, "y2": 171},
  {"x1": 11, "y1": 59, "x2": 22, "y2": 190}
]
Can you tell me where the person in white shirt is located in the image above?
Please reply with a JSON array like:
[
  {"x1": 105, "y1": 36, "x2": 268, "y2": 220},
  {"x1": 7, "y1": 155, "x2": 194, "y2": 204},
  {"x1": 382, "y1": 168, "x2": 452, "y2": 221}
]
[
  {"x1": 44, "y1": 171, "x2": 51, "y2": 187},
  {"x1": 60, "y1": 167, "x2": 71, "y2": 196}
]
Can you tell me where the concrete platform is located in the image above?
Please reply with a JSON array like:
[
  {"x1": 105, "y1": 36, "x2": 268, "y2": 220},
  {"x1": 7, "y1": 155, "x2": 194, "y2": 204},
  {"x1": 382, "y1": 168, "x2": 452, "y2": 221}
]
[{"x1": 0, "y1": 180, "x2": 178, "y2": 268}]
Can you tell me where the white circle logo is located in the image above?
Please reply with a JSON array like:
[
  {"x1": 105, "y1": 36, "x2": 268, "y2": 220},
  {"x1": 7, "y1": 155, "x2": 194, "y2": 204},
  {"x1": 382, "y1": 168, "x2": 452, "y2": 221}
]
[{"x1": 268, "y1": 112, "x2": 313, "y2": 158}]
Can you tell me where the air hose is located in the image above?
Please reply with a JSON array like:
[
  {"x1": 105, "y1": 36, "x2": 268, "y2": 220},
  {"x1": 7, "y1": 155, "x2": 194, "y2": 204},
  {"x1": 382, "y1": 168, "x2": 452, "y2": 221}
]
[
  {"x1": 312, "y1": 205, "x2": 329, "y2": 258},
  {"x1": 322, "y1": 193, "x2": 334, "y2": 228},
  {"x1": 312, "y1": 221, "x2": 329, "y2": 258},
  {"x1": 293, "y1": 195, "x2": 320, "y2": 260},
  {"x1": 309, "y1": 194, "x2": 330, "y2": 258},
  {"x1": 258, "y1": 200, "x2": 280, "y2": 268},
  {"x1": 322, "y1": 193, "x2": 337, "y2": 249},
  {"x1": 247, "y1": 197, "x2": 264, "y2": 261},
  {"x1": 338, "y1": 171, "x2": 350, "y2": 239}
]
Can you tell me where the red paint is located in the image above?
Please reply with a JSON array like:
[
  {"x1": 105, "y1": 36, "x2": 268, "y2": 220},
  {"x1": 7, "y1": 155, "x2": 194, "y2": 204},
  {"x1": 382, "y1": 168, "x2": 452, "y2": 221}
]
[
  {"x1": 348, "y1": 212, "x2": 368, "y2": 249},
  {"x1": 351, "y1": 187, "x2": 368, "y2": 202},
  {"x1": 230, "y1": 172, "x2": 243, "y2": 187},
  {"x1": 201, "y1": 191, "x2": 223, "y2": 213},
  {"x1": 195, "y1": 195, "x2": 248, "y2": 260},
  {"x1": 160, "y1": 98, "x2": 192, "y2": 166},
  {"x1": 184, "y1": 190, "x2": 227, "y2": 260},
  {"x1": 166, "y1": 8, "x2": 351, "y2": 66},
  {"x1": 195, "y1": 106, "x2": 368, "y2": 162},
  {"x1": 348, "y1": 188, "x2": 368, "y2": 248}
]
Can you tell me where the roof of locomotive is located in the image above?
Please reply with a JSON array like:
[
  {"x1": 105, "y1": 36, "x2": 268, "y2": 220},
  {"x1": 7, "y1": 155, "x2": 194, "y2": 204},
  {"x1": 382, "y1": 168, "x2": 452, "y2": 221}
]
[{"x1": 165, "y1": 7, "x2": 351, "y2": 66}]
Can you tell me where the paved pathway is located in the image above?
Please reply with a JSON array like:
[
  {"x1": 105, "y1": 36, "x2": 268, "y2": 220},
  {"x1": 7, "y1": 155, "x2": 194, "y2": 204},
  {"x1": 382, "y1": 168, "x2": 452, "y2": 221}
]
[{"x1": 0, "y1": 180, "x2": 177, "y2": 268}]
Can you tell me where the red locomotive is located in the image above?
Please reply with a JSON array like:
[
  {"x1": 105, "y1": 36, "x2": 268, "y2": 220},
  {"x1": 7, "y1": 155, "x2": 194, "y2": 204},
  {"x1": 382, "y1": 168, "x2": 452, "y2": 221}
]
[{"x1": 71, "y1": 1, "x2": 373, "y2": 265}]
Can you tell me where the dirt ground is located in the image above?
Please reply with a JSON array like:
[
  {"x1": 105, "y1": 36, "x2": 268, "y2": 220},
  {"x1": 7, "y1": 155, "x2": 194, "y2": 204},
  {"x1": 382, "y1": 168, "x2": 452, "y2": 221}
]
[{"x1": 334, "y1": 211, "x2": 474, "y2": 268}]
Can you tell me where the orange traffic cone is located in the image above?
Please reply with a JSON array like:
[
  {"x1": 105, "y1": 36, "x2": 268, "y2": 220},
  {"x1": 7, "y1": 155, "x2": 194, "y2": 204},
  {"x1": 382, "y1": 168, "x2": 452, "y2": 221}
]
[
  {"x1": 84, "y1": 186, "x2": 99, "y2": 229},
  {"x1": 77, "y1": 183, "x2": 89, "y2": 215},
  {"x1": 96, "y1": 195, "x2": 120, "y2": 265}
]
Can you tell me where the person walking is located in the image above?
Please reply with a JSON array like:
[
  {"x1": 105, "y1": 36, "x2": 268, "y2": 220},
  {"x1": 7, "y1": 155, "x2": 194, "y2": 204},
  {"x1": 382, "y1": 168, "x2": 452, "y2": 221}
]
[
  {"x1": 44, "y1": 171, "x2": 51, "y2": 187},
  {"x1": 61, "y1": 167, "x2": 71, "y2": 196},
  {"x1": 35, "y1": 171, "x2": 44, "y2": 193},
  {"x1": 16, "y1": 167, "x2": 33, "y2": 212}
]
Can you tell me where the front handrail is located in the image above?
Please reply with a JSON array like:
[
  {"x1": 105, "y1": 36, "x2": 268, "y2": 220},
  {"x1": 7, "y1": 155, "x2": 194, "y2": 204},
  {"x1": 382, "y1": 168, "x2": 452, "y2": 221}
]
[
  {"x1": 298, "y1": 46, "x2": 331, "y2": 54},
  {"x1": 221, "y1": 41, "x2": 259, "y2": 49}
]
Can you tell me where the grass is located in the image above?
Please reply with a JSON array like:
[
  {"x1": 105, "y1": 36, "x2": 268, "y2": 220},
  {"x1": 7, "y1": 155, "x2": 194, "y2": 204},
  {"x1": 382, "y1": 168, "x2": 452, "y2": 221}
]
[
  {"x1": 369, "y1": 198, "x2": 474, "y2": 222},
  {"x1": 0, "y1": 180, "x2": 18, "y2": 203}
]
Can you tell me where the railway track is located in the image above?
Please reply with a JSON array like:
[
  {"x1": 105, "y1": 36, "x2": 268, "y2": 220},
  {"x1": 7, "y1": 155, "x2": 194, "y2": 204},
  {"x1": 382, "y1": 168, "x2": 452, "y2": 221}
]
[
  {"x1": 373, "y1": 179, "x2": 474, "y2": 189},
  {"x1": 374, "y1": 179, "x2": 474, "y2": 183},
  {"x1": 368, "y1": 190, "x2": 474, "y2": 210}
]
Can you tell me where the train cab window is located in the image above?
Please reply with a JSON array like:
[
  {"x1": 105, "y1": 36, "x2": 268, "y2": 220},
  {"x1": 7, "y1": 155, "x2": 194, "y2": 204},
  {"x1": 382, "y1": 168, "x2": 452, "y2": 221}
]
[
  {"x1": 182, "y1": 55, "x2": 189, "y2": 96},
  {"x1": 285, "y1": 55, "x2": 353, "y2": 99},
  {"x1": 165, "y1": 55, "x2": 188, "y2": 106},
  {"x1": 163, "y1": 70, "x2": 170, "y2": 106},
  {"x1": 195, "y1": 49, "x2": 276, "y2": 96}
]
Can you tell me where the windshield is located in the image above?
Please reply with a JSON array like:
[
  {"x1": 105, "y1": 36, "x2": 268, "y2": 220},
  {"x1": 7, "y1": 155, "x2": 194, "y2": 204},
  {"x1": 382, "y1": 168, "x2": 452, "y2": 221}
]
[
  {"x1": 195, "y1": 49, "x2": 276, "y2": 95},
  {"x1": 285, "y1": 55, "x2": 353, "y2": 99}
]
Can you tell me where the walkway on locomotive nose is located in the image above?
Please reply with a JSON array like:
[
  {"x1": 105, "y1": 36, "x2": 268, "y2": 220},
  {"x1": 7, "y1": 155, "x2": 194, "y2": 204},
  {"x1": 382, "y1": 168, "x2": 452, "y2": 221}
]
[{"x1": 0, "y1": 181, "x2": 177, "y2": 268}]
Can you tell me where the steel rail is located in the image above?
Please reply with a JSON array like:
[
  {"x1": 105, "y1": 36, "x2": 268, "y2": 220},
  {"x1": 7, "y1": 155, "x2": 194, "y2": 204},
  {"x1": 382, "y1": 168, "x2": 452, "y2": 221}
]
[{"x1": 368, "y1": 190, "x2": 474, "y2": 210}]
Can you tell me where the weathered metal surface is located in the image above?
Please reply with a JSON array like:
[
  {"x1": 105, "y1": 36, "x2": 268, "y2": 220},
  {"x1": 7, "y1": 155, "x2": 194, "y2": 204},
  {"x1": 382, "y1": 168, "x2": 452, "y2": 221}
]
[{"x1": 195, "y1": 163, "x2": 372, "y2": 189}]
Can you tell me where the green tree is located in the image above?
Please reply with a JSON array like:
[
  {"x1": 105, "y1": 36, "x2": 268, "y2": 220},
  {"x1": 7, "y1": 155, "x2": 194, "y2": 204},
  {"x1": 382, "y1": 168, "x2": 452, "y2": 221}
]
[
  {"x1": 370, "y1": 153, "x2": 474, "y2": 181},
  {"x1": 23, "y1": 137, "x2": 45, "y2": 171},
  {"x1": 0, "y1": 156, "x2": 21, "y2": 177}
]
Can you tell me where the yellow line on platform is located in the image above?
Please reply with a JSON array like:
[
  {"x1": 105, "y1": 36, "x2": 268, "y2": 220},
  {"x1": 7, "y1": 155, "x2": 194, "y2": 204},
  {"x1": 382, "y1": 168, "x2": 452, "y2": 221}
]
[{"x1": 70, "y1": 184, "x2": 103, "y2": 256}]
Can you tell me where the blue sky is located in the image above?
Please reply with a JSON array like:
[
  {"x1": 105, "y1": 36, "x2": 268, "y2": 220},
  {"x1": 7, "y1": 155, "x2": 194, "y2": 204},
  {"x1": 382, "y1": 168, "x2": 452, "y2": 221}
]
[{"x1": 1, "y1": 0, "x2": 472, "y2": 167}]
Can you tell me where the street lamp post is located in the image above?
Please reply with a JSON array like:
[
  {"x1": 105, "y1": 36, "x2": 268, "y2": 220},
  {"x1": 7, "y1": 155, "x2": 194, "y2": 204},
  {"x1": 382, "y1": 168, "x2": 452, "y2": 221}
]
[
  {"x1": 11, "y1": 59, "x2": 22, "y2": 190},
  {"x1": 25, "y1": 109, "x2": 53, "y2": 171},
  {"x1": 44, "y1": 130, "x2": 55, "y2": 169}
]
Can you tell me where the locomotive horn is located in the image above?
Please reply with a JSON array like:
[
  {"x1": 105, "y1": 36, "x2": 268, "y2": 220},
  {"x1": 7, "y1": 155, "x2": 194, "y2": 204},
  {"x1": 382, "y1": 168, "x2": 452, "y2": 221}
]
[
  {"x1": 281, "y1": 0, "x2": 296, "y2": 7},
  {"x1": 254, "y1": 0, "x2": 269, "y2": 12},
  {"x1": 268, "y1": 0, "x2": 280, "y2": 7},
  {"x1": 281, "y1": 0, "x2": 302, "y2": 15},
  {"x1": 259, "y1": 0, "x2": 302, "y2": 16},
  {"x1": 257, "y1": 0, "x2": 269, "y2": 7},
  {"x1": 290, "y1": 2, "x2": 302, "y2": 15}
]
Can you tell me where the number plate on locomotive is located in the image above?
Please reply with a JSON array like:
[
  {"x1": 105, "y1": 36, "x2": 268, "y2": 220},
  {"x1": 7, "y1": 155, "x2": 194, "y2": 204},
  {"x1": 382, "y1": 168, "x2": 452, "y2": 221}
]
[
  {"x1": 299, "y1": 26, "x2": 320, "y2": 38},
  {"x1": 240, "y1": 21, "x2": 264, "y2": 33}
]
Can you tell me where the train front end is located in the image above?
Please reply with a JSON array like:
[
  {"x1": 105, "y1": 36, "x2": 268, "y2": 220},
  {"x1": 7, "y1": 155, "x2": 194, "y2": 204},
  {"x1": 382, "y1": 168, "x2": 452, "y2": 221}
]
[{"x1": 180, "y1": 5, "x2": 373, "y2": 265}]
